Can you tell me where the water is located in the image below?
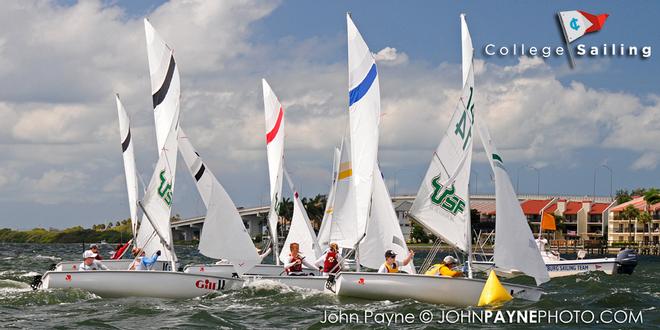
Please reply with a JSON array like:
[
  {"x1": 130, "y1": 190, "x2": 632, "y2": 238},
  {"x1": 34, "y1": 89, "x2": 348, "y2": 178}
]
[{"x1": 0, "y1": 243, "x2": 657, "y2": 329}]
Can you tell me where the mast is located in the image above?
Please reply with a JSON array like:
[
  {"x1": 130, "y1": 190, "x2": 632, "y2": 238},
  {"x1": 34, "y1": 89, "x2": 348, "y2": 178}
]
[{"x1": 461, "y1": 13, "x2": 474, "y2": 279}]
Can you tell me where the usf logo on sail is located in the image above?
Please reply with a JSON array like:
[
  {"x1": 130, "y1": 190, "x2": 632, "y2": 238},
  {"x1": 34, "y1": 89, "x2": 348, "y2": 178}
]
[
  {"x1": 430, "y1": 175, "x2": 466, "y2": 215},
  {"x1": 157, "y1": 170, "x2": 173, "y2": 206}
]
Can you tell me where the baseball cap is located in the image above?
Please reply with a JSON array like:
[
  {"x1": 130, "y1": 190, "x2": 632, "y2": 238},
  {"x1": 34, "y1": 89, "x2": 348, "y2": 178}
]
[
  {"x1": 443, "y1": 255, "x2": 457, "y2": 264},
  {"x1": 89, "y1": 244, "x2": 99, "y2": 249},
  {"x1": 385, "y1": 250, "x2": 397, "y2": 258},
  {"x1": 83, "y1": 250, "x2": 98, "y2": 259}
]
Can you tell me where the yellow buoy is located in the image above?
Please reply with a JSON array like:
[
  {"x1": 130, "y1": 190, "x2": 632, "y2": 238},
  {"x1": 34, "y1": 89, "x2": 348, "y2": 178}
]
[{"x1": 477, "y1": 270, "x2": 513, "y2": 307}]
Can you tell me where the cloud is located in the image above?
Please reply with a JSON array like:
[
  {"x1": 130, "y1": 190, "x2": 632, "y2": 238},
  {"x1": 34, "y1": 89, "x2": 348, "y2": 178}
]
[
  {"x1": 373, "y1": 47, "x2": 409, "y2": 66},
  {"x1": 0, "y1": 1, "x2": 658, "y2": 228},
  {"x1": 631, "y1": 153, "x2": 658, "y2": 170}
]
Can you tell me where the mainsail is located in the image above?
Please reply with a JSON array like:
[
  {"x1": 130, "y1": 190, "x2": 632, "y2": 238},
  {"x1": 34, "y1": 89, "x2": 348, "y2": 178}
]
[
  {"x1": 347, "y1": 13, "x2": 380, "y2": 238},
  {"x1": 136, "y1": 19, "x2": 181, "y2": 262},
  {"x1": 144, "y1": 19, "x2": 181, "y2": 152},
  {"x1": 317, "y1": 147, "x2": 341, "y2": 247},
  {"x1": 279, "y1": 170, "x2": 322, "y2": 263},
  {"x1": 115, "y1": 95, "x2": 139, "y2": 240},
  {"x1": 262, "y1": 79, "x2": 285, "y2": 260},
  {"x1": 326, "y1": 129, "x2": 359, "y2": 248},
  {"x1": 408, "y1": 61, "x2": 475, "y2": 253},
  {"x1": 360, "y1": 165, "x2": 416, "y2": 274},
  {"x1": 178, "y1": 129, "x2": 260, "y2": 275}
]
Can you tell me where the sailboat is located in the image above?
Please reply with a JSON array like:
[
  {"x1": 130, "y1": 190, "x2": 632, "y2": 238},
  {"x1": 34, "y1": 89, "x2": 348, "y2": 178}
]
[
  {"x1": 471, "y1": 211, "x2": 629, "y2": 278},
  {"x1": 332, "y1": 14, "x2": 544, "y2": 307},
  {"x1": 52, "y1": 96, "x2": 168, "y2": 272},
  {"x1": 38, "y1": 19, "x2": 242, "y2": 298}
]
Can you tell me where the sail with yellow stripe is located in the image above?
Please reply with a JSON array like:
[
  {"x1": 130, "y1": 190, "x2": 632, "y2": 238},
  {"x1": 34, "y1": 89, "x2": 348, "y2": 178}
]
[{"x1": 325, "y1": 129, "x2": 359, "y2": 248}]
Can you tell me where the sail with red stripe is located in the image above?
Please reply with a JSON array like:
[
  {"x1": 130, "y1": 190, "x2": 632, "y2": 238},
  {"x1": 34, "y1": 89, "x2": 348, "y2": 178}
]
[{"x1": 262, "y1": 79, "x2": 285, "y2": 258}]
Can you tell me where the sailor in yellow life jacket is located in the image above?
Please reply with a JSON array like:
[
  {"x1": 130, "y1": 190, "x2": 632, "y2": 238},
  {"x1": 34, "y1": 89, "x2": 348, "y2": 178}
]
[
  {"x1": 378, "y1": 249, "x2": 414, "y2": 273},
  {"x1": 425, "y1": 255, "x2": 463, "y2": 277}
]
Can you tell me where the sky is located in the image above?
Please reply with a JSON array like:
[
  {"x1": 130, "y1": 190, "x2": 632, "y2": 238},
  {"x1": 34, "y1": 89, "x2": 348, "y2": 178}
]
[{"x1": 0, "y1": 0, "x2": 659, "y2": 229}]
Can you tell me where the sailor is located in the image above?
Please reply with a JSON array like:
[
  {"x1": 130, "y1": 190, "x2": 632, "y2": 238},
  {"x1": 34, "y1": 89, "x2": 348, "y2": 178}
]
[
  {"x1": 424, "y1": 255, "x2": 463, "y2": 277},
  {"x1": 78, "y1": 250, "x2": 109, "y2": 271},
  {"x1": 535, "y1": 234, "x2": 548, "y2": 252},
  {"x1": 284, "y1": 242, "x2": 317, "y2": 276},
  {"x1": 315, "y1": 242, "x2": 344, "y2": 275},
  {"x1": 377, "y1": 249, "x2": 414, "y2": 273},
  {"x1": 129, "y1": 249, "x2": 161, "y2": 271},
  {"x1": 89, "y1": 244, "x2": 103, "y2": 260}
]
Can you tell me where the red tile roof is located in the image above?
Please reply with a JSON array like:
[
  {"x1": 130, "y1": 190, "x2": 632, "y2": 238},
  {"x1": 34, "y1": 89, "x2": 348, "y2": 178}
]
[
  {"x1": 564, "y1": 201, "x2": 584, "y2": 215},
  {"x1": 652, "y1": 202, "x2": 660, "y2": 212},
  {"x1": 610, "y1": 197, "x2": 648, "y2": 212},
  {"x1": 589, "y1": 202, "x2": 610, "y2": 215},
  {"x1": 520, "y1": 199, "x2": 553, "y2": 215},
  {"x1": 545, "y1": 203, "x2": 558, "y2": 213},
  {"x1": 471, "y1": 199, "x2": 496, "y2": 215}
]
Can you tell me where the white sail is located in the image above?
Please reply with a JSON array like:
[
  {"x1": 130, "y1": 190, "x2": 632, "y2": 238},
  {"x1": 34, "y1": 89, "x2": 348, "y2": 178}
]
[
  {"x1": 115, "y1": 95, "x2": 139, "y2": 240},
  {"x1": 279, "y1": 170, "x2": 322, "y2": 263},
  {"x1": 326, "y1": 130, "x2": 359, "y2": 248},
  {"x1": 317, "y1": 147, "x2": 341, "y2": 247},
  {"x1": 144, "y1": 18, "x2": 181, "y2": 152},
  {"x1": 408, "y1": 46, "x2": 475, "y2": 253},
  {"x1": 360, "y1": 165, "x2": 415, "y2": 274},
  {"x1": 475, "y1": 120, "x2": 550, "y2": 285},
  {"x1": 262, "y1": 79, "x2": 285, "y2": 250},
  {"x1": 178, "y1": 129, "x2": 260, "y2": 275},
  {"x1": 135, "y1": 116, "x2": 179, "y2": 262},
  {"x1": 347, "y1": 14, "x2": 380, "y2": 238}
]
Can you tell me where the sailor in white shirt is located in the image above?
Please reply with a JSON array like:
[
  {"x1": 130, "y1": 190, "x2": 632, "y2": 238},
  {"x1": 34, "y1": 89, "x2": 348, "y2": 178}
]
[
  {"x1": 535, "y1": 234, "x2": 548, "y2": 252},
  {"x1": 78, "y1": 250, "x2": 109, "y2": 271}
]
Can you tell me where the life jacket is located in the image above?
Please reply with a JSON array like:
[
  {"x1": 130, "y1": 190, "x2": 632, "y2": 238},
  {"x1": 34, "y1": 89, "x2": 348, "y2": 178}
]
[
  {"x1": 287, "y1": 254, "x2": 303, "y2": 273},
  {"x1": 323, "y1": 251, "x2": 339, "y2": 273},
  {"x1": 426, "y1": 263, "x2": 461, "y2": 277},
  {"x1": 424, "y1": 263, "x2": 443, "y2": 276},
  {"x1": 383, "y1": 262, "x2": 398, "y2": 273}
]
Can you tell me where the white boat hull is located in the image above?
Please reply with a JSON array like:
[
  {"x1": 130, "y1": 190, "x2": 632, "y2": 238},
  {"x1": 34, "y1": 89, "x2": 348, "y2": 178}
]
[
  {"x1": 184, "y1": 263, "x2": 320, "y2": 276},
  {"x1": 472, "y1": 258, "x2": 618, "y2": 278},
  {"x1": 40, "y1": 270, "x2": 243, "y2": 299},
  {"x1": 334, "y1": 272, "x2": 542, "y2": 307},
  {"x1": 53, "y1": 260, "x2": 170, "y2": 272},
  {"x1": 243, "y1": 275, "x2": 329, "y2": 291}
]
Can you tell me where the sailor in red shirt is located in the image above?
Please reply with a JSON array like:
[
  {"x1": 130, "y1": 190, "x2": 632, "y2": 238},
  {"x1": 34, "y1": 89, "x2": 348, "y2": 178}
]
[
  {"x1": 315, "y1": 242, "x2": 344, "y2": 275},
  {"x1": 283, "y1": 242, "x2": 317, "y2": 276}
]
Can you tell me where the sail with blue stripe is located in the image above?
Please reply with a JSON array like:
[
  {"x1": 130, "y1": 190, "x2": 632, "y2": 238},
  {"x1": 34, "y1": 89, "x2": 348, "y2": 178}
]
[{"x1": 346, "y1": 13, "x2": 381, "y2": 239}]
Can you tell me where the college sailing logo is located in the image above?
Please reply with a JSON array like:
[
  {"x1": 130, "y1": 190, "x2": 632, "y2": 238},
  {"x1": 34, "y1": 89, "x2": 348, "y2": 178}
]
[
  {"x1": 157, "y1": 170, "x2": 173, "y2": 207},
  {"x1": 430, "y1": 174, "x2": 466, "y2": 215}
]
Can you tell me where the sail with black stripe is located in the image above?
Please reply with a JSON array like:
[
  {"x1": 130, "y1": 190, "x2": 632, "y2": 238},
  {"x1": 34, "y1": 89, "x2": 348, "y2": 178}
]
[
  {"x1": 178, "y1": 129, "x2": 260, "y2": 275},
  {"x1": 115, "y1": 94, "x2": 140, "y2": 241},
  {"x1": 144, "y1": 19, "x2": 181, "y2": 152}
]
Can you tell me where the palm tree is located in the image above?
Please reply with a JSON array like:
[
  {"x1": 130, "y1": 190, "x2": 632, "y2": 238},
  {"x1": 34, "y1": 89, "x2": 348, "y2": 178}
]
[
  {"x1": 640, "y1": 189, "x2": 660, "y2": 246},
  {"x1": 302, "y1": 194, "x2": 327, "y2": 230},
  {"x1": 643, "y1": 188, "x2": 660, "y2": 205},
  {"x1": 638, "y1": 211, "x2": 652, "y2": 247},
  {"x1": 620, "y1": 205, "x2": 640, "y2": 243},
  {"x1": 277, "y1": 197, "x2": 293, "y2": 233}
]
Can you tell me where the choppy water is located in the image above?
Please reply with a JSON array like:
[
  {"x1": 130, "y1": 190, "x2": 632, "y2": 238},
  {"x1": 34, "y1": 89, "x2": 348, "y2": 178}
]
[{"x1": 0, "y1": 243, "x2": 657, "y2": 329}]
